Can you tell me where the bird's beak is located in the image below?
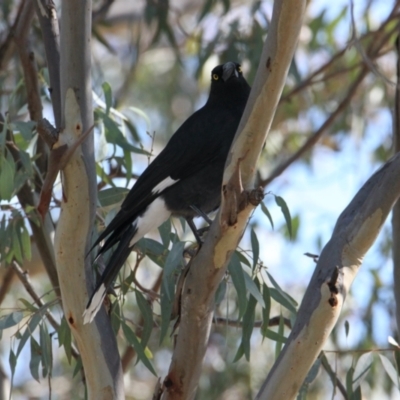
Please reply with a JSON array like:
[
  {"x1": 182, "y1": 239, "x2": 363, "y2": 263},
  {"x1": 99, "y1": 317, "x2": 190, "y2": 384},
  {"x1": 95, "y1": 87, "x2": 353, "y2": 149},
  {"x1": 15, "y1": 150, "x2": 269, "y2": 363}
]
[{"x1": 222, "y1": 62, "x2": 238, "y2": 81}]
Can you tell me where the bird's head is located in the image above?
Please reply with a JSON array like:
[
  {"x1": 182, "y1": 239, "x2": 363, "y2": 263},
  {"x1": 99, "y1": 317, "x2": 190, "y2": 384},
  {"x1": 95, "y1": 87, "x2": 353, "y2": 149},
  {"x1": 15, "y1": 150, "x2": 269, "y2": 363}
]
[
  {"x1": 208, "y1": 61, "x2": 250, "y2": 103},
  {"x1": 211, "y1": 61, "x2": 242, "y2": 83}
]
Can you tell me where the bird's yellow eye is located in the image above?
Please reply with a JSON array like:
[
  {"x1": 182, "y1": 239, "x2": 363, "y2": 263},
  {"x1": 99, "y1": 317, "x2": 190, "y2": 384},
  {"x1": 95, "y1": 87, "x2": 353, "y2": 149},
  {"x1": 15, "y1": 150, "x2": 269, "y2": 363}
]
[
  {"x1": 237, "y1": 66, "x2": 242, "y2": 73},
  {"x1": 212, "y1": 73, "x2": 219, "y2": 80}
]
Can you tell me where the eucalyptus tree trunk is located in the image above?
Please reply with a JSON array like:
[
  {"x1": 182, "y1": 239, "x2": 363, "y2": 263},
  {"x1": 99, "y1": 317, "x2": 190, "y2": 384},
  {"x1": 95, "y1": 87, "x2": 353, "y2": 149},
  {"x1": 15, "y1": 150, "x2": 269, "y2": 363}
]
[{"x1": 53, "y1": 1, "x2": 124, "y2": 398}]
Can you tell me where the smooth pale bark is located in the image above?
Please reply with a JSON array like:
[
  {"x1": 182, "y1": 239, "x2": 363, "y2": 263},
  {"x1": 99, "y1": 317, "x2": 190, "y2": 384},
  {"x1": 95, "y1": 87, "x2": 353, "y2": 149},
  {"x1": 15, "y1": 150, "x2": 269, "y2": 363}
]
[
  {"x1": 392, "y1": 33, "x2": 400, "y2": 334},
  {"x1": 55, "y1": 1, "x2": 124, "y2": 399},
  {"x1": 256, "y1": 153, "x2": 400, "y2": 399},
  {"x1": 160, "y1": 1, "x2": 306, "y2": 399}
]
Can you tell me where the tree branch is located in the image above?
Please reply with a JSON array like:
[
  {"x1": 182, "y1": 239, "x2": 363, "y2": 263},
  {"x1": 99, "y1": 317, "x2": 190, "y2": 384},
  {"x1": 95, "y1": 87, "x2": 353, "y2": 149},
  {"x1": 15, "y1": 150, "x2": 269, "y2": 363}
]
[
  {"x1": 256, "y1": 152, "x2": 400, "y2": 399},
  {"x1": 34, "y1": 0, "x2": 62, "y2": 130},
  {"x1": 213, "y1": 315, "x2": 292, "y2": 329},
  {"x1": 392, "y1": 28, "x2": 400, "y2": 336},
  {"x1": 160, "y1": 1, "x2": 306, "y2": 399}
]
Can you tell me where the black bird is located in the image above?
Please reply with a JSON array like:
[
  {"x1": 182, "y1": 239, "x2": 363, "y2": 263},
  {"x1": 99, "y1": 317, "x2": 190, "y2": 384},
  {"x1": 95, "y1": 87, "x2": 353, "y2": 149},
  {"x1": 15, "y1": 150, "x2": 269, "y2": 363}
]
[{"x1": 83, "y1": 61, "x2": 250, "y2": 323}]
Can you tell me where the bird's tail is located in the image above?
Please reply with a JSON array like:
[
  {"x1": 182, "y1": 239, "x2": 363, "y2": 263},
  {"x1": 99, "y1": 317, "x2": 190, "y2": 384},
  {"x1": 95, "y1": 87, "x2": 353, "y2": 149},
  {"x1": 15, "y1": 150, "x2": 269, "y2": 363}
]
[
  {"x1": 82, "y1": 224, "x2": 137, "y2": 324},
  {"x1": 83, "y1": 197, "x2": 172, "y2": 324}
]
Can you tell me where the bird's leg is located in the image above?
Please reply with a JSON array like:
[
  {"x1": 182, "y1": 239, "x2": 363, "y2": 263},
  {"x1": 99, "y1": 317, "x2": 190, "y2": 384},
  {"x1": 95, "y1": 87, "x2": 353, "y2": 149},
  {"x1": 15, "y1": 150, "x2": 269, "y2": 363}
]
[
  {"x1": 185, "y1": 217, "x2": 203, "y2": 245},
  {"x1": 190, "y1": 205, "x2": 213, "y2": 225}
]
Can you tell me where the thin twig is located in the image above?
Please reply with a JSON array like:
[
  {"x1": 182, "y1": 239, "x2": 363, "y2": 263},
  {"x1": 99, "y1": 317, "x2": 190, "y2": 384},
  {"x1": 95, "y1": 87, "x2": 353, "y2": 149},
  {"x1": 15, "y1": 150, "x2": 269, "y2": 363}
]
[
  {"x1": 261, "y1": 67, "x2": 368, "y2": 187},
  {"x1": 213, "y1": 315, "x2": 292, "y2": 329},
  {"x1": 11, "y1": 261, "x2": 80, "y2": 361},
  {"x1": 11, "y1": 261, "x2": 59, "y2": 330},
  {"x1": 262, "y1": 17, "x2": 400, "y2": 187},
  {"x1": 129, "y1": 253, "x2": 160, "y2": 298},
  {"x1": 281, "y1": 5, "x2": 400, "y2": 103},
  {"x1": 349, "y1": 0, "x2": 400, "y2": 87}
]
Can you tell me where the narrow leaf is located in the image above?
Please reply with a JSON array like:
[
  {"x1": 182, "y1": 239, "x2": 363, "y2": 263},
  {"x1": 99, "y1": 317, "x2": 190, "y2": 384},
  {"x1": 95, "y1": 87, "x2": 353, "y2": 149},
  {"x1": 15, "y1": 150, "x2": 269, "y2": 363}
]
[
  {"x1": 17, "y1": 305, "x2": 49, "y2": 356},
  {"x1": 275, "y1": 314, "x2": 285, "y2": 358},
  {"x1": 72, "y1": 357, "x2": 83, "y2": 378},
  {"x1": 0, "y1": 311, "x2": 23, "y2": 330},
  {"x1": 243, "y1": 272, "x2": 265, "y2": 307},
  {"x1": 250, "y1": 228, "x2": 259, "y2": 270},
  {"x1": 102, "y1": 82, "x2": 112, "y2": 115},
  {"x1": 269, "y1": 288, "x2": 297, "y2": 314},
  {"x1": 261, "y1": 201, "x2": 274, "y2": 229},
  {"x1": 275, "y1": 195, "x2": 292, "y2": 238},
  {"x1": 241, "y1": 284, "x2": 258, "y2": 361},
  {"x1": 228, "y1": 253, "x2": 247, "y2": 319},
  {"x1": 98, "y1": 187, "x2": 128, "y2": 208},
  {"x1": 9, "y1": 349, "x2": 17, "y2": 379},
  {"x1": 267, "y1": 272, "x2": 297, "y2": 313},
  {"x1": 379, "y1": 354, "x2": 399, "y2": 388},
  {"x1": 12, "y1": 121, "x2": 35, "y2": 142},
  {"x1": 261, "y1": 283, "x2": 271, "y2": 338},
  {"x1": 158, "y1": 219, "x2": 171, "y2": 248},
  {"x1": 18, "y1": 298, "x2": 38, "y2": 312},
  {"x1": 102, "y1": 113, "x2": 151, "y2": 155},
  {"x1": 58, "y1": 317, "x2": 72, "y2": 364},
  {"x1": 263, "y1": 329, "x2": 287, "y2": 343},
  {"x1": 233, "y1": 342, "x2": 245, "y2": 363},
  {"x1": 346, "y1": 366, "x2": 355, "y2": 397},
  {"x1": 20, "y1": 225, "x2": 31, "y2": 261},
  {"x1": 345, "y1": 320, "x2": 350, "y2": 337},
  {"x1": 40, "y1": 323, "x2": 52, "y2": 378},
  {"x1": 159, "y1": 279, "x2": 174, "y2": 344},
  {"x1": 235, "y1": 250, "x2": 251, "y2": 268},
  {"x1": 0, "y1": 157, "x2": 14, "y2": 200},
  {"x1": 162, "y1": 241, "x2": 184, "y2": 300},
  {"x1": 11, "y1": 225, "x2": 23, "y2": 263},
  {"x1": 121, "y1": 320, "x2": 156, "y2": 375},
  {"x1": 29, "y1": 336, "x2": 42, "y2": 382},
  {"x1": 215, "y1": 280, "x2": 227, "y2": 305},
  {"x1": 111, "y1": 301, "x2": 121, "y2": 337},
  {"x1": 135, "y1": 290, "x2": 153, "y2": 349},
  {"x1": 353, "y1": 352, "x2": 372, "y2": 391}
]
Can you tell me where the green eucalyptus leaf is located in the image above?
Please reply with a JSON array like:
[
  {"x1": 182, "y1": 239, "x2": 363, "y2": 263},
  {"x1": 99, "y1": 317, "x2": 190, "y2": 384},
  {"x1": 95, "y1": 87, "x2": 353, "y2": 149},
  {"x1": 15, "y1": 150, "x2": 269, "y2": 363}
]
[
  {"x1": 275, "y1": 195, "x2": 292, "y2": 239},
  {"x1": 0, "y1": 311, "x2": 23, "y2": 330},
  {"x1": 98, "y1": 187, "x2": 128, "y2": 208},
  {"x1": 121, "y1": 320, "x2": 156, "y2": 375},
  {"x1": 228, "y1": 252, "x2": 247, "y2": 319},
  {"x1": 29, "y1": 336, "x2": 41, "y2": 382},
  {"x1": 250, "y1": 228, "x2": 259, "y2": 270},
  {"x1": 135, "y1": 290, "x2": 153, "y2": 349},
  {"x1": 261, "y1": 202, "x2": 274, "y2": 229},
  {"x1": 243, "y1": 272, "x2": 265, "y2": 308},
  {"x1": 102, "y1": 82, "x2": 113, "y2": 115},
  {"x1": 0, "y1": 156, "x2": 15, "y2": 200}
]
